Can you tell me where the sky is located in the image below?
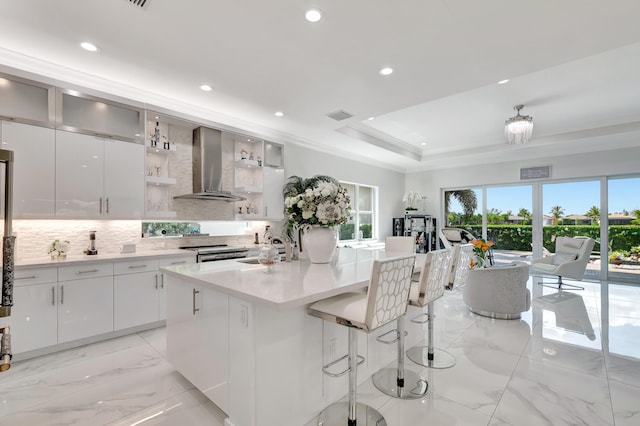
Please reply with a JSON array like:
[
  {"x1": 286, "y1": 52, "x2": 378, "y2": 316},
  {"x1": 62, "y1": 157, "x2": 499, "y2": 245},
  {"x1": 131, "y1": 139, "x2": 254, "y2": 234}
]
[{"x1": 448, "y1": 177, "x2": 640, "y2": 216}]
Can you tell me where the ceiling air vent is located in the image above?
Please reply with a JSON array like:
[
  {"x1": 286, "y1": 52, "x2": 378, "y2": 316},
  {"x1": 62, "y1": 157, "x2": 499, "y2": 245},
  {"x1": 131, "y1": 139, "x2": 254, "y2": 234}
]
[
  {"x1": 326, "y1": 110, "x2": 354, "y2": 121},
  {"x1": 129, "y1": 0, "x2": 148, "y2": 7}
]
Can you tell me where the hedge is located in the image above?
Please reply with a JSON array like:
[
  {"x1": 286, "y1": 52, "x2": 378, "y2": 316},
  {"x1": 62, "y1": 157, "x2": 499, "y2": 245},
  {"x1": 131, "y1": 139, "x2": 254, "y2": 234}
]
[{"x1": 464, "y1": 225, "x2": 640, "y2": 253}]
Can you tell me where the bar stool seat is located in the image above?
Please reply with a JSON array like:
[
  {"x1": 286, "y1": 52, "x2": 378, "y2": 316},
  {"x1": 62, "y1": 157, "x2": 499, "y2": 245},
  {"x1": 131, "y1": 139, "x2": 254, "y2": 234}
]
[
  {"x1": 308, "y1": 254, "x2": 416, "y2": 426},
  {"x1": 406, "y1": 249, "x2": 456, "y2": 369}
]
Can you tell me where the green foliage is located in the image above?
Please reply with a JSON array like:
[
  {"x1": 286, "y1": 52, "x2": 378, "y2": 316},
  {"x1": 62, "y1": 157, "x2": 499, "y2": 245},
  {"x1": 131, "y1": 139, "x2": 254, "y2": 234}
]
[
  {"x1": 339, "y1": 223, "x2": 354, "y2": 240},
  {"x1": 360, "y1": 223, "x2": 372, "y2": 239},
  {"x1": 142, "y1": 222, "x2": 200, "y2": 237},
  {"x1": 464, "y1": 224, "x2": 640, "y2": 253}
]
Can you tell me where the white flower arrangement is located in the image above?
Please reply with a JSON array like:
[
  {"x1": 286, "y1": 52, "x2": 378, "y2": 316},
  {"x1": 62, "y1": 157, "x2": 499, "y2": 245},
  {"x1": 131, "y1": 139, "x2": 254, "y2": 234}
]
[
  {"x1": 48, "y1": 239, "x2": 70, "y2": 256},
  {"x1": 402, "y1": 191, "x2": 423, "y2": 210},
  {"x1": 283, "y1": 175, "x2": 352, "y2": 230}
]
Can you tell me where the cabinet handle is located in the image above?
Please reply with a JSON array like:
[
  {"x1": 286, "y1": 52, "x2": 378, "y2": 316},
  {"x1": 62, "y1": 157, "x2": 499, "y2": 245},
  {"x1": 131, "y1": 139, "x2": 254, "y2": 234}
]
[
  {"x1": 128, "y1": 264, "x2": 147, "y2": 269},
  {"x1": 76, "y1": 269, "x2": 99, "y2": 274},
  {"x1": 192, "y1": 288, "x2": 200, "y2": 315},
  {"x1": 99, "y1": 197, "x2": 103, "y2": 214},
  {"x1": 60, "y1": 285, "x2": 64, "y2": 305},
  {"x1": 16, "y1": 275, "x2": 37, "y2": 280},
  {"x1": 264, "y1": 206, "x2": 267, "y2": 217},
  {"x1": 51, "y1": 286, "x2": 55, "y2": 306},
  {"x1": 155, "y1": 273, "x2": 158, "y2": 290},
  {"x1": 170, "y1": 260, "x2": 187, "y2": 265},
  {"x1": 160, "y1": 274, "x2": 164, "y2": 289},
  {"x1": 106, "y1": 197, "x2": 109, "y2": 214}
]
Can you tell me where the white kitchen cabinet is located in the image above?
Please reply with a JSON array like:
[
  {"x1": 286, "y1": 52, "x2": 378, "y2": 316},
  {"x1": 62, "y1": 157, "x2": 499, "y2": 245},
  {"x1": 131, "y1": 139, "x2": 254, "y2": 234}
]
[
  {"x1": 104, "y1": 139, "x2": 145, "y2": 218},
  {"x1": 56, "y1": 262, "x2": 114, "y2": 344},
  {"x1": 55, "y1": 130, "x2": 144, "y2": 218},
  {"x1": 0, "y1": 121, "x2": 56, "y2": 217},
  {"x1": 157, "y1": 255, "x2": 195, "y2": 320},
  {"x1": 113, "y1": 258, "x2": 160, "y2": 330},
  {"x1": 57, "y1": 275, "x2": 114, "y2": 343},
  {"x1": 6, "y1": 267, "x2": 59, "y2": 353},
  {"x1": 262, "y1": 166, "x2": 285, "y2": 219},
  {"x1": 166, "y1": 279, "x2": 230, "y2": 413}
]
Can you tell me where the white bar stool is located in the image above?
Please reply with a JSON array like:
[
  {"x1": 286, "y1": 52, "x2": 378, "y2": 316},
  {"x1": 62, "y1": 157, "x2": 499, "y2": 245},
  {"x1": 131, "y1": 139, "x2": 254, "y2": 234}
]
[
  {"x1": 446, "y1": 243, "x2": 474, "y2": 290},
  {"x1": 370, "y1": 236, "x2": 427, "y2": 399},
  {"x1": 308, "y1": 254, "x2": 416, "y2": 426},
  {"x1": 406, "y1": 249, "x2": 456, "y2": 369}
]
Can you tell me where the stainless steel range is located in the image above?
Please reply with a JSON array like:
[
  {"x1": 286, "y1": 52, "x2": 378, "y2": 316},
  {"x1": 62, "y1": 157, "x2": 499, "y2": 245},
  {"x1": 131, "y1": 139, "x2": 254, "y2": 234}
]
[{"x1": 180, "y1": 244, "x2": 249, "y2": 263}]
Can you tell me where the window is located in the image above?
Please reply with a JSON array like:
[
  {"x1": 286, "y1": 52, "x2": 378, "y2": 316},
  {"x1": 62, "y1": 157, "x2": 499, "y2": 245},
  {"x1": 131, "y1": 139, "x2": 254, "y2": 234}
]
[{"x1": 338, "y1": 181, "x2": 377, "y2": 242}]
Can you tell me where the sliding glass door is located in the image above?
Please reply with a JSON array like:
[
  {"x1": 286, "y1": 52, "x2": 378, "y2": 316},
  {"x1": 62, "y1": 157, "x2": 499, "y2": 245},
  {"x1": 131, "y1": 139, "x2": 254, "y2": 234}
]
[
  {"x1": 607, "y1": 176, "x2": 640, "y2": 282},
  {"x1": 542, "y1": 180, "x2": 601, "y2": 279}
]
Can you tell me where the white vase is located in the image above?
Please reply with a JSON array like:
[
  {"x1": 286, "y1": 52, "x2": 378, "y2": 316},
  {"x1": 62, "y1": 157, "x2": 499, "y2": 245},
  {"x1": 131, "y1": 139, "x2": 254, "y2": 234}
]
[{"x1": 302, "y1": 226, "x2": 337, "y2": 264}]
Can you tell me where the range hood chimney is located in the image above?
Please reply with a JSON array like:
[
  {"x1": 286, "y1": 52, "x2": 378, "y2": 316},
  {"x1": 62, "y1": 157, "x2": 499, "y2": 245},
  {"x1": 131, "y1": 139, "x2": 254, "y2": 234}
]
[{"x1": 174, "y1": 127, "x2": 246, "y2": 202}]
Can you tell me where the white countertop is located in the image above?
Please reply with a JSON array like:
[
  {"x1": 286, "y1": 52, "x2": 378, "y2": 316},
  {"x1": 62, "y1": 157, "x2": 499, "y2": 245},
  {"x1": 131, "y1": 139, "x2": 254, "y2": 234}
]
[
  {"x1": 15, "y1": 249, "x2": 195, "y2": 268},
  {"x1": 162, "y1": 248, "x2": 424, "y2": 310}
]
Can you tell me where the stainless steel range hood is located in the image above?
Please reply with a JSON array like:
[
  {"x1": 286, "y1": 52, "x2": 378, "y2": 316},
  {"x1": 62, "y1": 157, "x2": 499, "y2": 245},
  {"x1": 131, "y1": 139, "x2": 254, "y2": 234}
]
[{"x1": 174, "y1": 127, "x2": 246, "y2": 202}]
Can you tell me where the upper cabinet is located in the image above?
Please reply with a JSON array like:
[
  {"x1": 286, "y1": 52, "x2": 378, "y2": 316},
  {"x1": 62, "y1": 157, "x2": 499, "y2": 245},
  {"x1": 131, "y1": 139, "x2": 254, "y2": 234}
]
[
  {"x1": 55, "y1": 131, "x2": 144, "y2": 218},
  {"x1": 0, "y1": 121, "x2": 56, "y2": 217},
  {"x1": 0, "y1": 73, "x2": 54, "y2": 126},
  {"x1": 56, "y1": 89, "x2": 144, "y2": 143},
  {"x1": 229, "y1": 132, "x2": 285, "y2": 220}
]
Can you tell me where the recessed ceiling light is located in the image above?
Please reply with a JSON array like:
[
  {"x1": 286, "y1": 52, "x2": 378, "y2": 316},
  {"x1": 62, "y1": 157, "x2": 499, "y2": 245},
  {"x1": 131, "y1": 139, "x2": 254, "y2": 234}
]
[
  {"x1": 498, "y1": 79, "x2": 509, "y2": 84},
  {"x1": 275, "y1": 111, "x2": 284, "y2": 117},
  {"x1": 378, "y1": 67, "x2": 393, "y2": 76},
  {"x1": 305, "y1": 9, "x2": 322, "y2": 23},
  {"x1": 200, "y1": 84, "x2": 212, "y2": 92},
  {"x1": 367, "y1": 117, "x2": 375, "y2": 121},
  {"x1": 421, "y1": 142, "x2": 427, "y2": 146},
  {"x1": 80, "y1": 42, "x2": 98, "y2": 52}
]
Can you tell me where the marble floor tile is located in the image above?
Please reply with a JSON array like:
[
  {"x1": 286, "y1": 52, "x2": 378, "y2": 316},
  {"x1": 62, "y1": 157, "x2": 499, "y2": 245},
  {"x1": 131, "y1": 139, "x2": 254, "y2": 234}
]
[
  {"x1": 1, "y1": 278, "x2": 638, "y2": 426},
  {"x1": 492, "y1": 358, "x2": 614, "y2": 426},
  {"x1": 608, "y1": 380, "x2": 640, "y2": 426}
]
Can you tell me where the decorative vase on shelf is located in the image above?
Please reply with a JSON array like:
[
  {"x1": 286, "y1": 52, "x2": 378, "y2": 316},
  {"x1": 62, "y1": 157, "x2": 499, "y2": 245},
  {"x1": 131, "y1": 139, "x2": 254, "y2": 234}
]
[{"x1": 302, "y1": 226, "x2": 337, "y2": 264}]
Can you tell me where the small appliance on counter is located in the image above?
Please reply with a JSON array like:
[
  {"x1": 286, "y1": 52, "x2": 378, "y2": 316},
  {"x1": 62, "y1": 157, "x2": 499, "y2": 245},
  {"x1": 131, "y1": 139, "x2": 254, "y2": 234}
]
[{"x1": 84, "y1": 230, "x2": 98, "y2": 255}]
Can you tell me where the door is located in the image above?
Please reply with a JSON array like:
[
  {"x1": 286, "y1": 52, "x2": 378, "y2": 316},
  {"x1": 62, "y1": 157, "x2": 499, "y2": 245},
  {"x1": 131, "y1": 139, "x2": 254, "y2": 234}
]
[
  {"x1": 55, "y1": 131, "x2": 103, "y2": 217},
  {"x1": 57, "y1": 276, "x2": 114, "y2": 343},
  {"x1": 114, "y1": 271, "x2": 160, "y2": 330},
  {"x1": 6, "y1": 283, "x2": 58, "y2": 353},
  {"x1": 262, "y1": 166, "x2": 284, "y2": 219},
  {"x1": 104, "y1": 139, "x2": 144, "y2": 218},
  {"x1": 1, "y1": 121, "x2": 56, "y2": 217}
]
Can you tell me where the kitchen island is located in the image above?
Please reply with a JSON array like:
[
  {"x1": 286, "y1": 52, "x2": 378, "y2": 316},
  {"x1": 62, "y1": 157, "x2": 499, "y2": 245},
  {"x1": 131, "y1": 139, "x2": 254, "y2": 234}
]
[{"x1": 162, "y1": 248, "x2": 427, "y2": 426}]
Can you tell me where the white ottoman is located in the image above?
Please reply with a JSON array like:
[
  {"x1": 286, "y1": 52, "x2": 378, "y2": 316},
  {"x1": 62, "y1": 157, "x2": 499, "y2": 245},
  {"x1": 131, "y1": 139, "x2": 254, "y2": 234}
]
[{"x1": 462, "y1": 261, "x2": 530, "y2": 319}]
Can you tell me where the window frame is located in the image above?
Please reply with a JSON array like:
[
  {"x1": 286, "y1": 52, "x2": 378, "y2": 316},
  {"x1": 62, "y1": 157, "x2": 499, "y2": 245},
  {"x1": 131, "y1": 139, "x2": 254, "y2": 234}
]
[{"x1": 338, "y1": 180, "x2": 378, "y2": 243}]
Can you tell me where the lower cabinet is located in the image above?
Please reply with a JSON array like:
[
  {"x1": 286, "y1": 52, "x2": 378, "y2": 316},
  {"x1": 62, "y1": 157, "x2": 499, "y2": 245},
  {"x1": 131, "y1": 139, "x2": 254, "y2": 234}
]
[
  {"x1": 8, "y1": 253, "x2": 195, "y2": 357},
  {"x1": 166, "y1": 279, "x2": 230, "y2": 413},
  {"x1": 8, "y1": 282, "x2": 58, "y2": 353},
  {"x1": 57, "y1": 276, "x2": 114, "y2": 343}
]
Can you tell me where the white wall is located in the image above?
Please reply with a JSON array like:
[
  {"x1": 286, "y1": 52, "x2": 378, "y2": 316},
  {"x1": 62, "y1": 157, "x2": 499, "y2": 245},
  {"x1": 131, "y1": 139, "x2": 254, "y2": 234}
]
[
  {"x1": 284, "y1": 143, "x2": 406, "y2": 240},
  {"x1": 406, "y1": 145, "x2": 640, "y2": 227}
]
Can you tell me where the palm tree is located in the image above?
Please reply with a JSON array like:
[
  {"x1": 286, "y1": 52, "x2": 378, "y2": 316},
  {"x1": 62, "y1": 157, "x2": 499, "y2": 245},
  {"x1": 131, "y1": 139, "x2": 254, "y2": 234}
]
[
  {"x1": 518, "y1": 208, "x2": 531, "y2": 219},
  {"x1": 632, "y1": 209, "x2": 640, "y2": 226},
  {"x1": 550, "y1": 205, "x2": 565, "y2": 225},
  {"x1": 585, "y1": 205, "x2": 600, "y2": 225},
  {"x1": 444, "y1": 190, "x2": 477, "y2": 225}
]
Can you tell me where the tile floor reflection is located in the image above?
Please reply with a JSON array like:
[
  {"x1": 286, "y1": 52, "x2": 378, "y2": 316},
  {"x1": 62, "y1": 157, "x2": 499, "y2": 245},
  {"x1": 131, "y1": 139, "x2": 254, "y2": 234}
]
[{"x1": 1, "y1": 277, "x2": 639, "y2": 426}]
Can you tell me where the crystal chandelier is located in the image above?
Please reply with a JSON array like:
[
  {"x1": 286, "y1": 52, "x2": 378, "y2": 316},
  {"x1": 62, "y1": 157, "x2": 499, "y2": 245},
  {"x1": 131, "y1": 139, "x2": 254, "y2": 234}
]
[{"x1": 504, "y1": 105, "x2": 533, "y2": 145}]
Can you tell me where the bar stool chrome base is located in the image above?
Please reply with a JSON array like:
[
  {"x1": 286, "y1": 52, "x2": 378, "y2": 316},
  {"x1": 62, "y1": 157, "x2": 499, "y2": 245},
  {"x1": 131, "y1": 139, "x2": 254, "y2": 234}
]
[
  {"x1": 317, "y1": 401, "x2": 387, "y2": 426},
  {"x1": 406, "y1": 347, "x2": 456, "y2": 369},
  {"x1": 372, "y1": 368, "x2": 428, "y2": 399}
]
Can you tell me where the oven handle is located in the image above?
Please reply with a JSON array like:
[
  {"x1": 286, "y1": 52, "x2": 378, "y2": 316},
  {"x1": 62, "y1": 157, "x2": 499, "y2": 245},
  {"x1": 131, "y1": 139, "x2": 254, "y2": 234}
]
[{"x1": 198, "y1": 252, "x2": 248, "y2": 262}]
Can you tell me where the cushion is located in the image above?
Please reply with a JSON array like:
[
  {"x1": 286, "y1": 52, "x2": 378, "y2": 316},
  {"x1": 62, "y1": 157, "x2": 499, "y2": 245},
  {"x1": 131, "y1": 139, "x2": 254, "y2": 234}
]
[
  {"x1": 443, "y1": 229, "x2": 462, "y2": 242},
  {"x1": 562, "y1": 238, "x2": 584, "y2": 250},
  {"x1": 552, "y1": 250, "x2": 578, "y2": 266}
]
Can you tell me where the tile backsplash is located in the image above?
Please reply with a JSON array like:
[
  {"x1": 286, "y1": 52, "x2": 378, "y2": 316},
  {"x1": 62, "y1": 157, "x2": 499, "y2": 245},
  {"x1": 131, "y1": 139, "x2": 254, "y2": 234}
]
[{"x1": 11, "y1": 220, "x2": 279, "y2": 260}]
